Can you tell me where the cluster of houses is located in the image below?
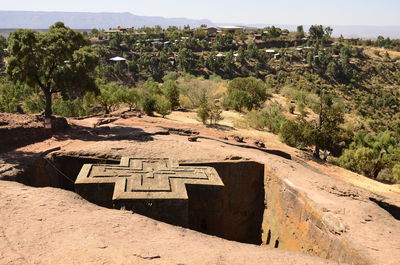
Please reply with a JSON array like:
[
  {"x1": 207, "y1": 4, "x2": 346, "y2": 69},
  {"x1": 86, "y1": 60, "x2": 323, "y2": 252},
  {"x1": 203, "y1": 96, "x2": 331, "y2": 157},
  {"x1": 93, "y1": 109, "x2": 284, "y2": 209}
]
[
  {"x1": 102, "y1": 25, "x2": 258, "y2": 36},
  {"x1": 100, "y1": 25, "x2": 339, "y2": 64}
]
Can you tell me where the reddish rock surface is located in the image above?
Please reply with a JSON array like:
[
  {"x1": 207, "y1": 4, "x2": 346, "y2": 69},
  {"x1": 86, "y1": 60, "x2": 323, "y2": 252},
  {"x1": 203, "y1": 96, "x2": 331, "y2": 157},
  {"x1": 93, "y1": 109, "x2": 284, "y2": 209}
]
[{"x1": 0, "y1": 112, "x2": 399, "y2": 265}]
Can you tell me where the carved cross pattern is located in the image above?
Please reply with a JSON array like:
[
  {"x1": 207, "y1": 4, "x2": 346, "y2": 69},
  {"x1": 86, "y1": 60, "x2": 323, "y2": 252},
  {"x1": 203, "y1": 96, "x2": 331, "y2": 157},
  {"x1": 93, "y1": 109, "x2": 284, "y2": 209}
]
[{"x1": 75, "y1": 158, "x2": 224, "y2": 200}]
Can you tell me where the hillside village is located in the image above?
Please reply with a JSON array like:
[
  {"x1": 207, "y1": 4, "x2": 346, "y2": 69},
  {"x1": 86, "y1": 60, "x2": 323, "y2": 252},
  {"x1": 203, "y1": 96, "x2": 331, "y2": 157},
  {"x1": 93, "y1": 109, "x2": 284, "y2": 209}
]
[{"x1": 2, "y1": 23, "x2": 399, "y2": 183}]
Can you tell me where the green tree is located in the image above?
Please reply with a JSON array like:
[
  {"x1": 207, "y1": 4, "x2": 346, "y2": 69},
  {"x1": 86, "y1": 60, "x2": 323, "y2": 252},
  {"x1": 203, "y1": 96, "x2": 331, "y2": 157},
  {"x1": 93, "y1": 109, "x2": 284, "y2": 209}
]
[
  {"x1": 311, "y1": 90, "x2": 345, "y2": 156},
  {"x1": 309, "y1": 25, "x2": 325, "y2": 40},
  {"x1": 140, "y1": 78, "x2": 161, "y2": 116},
  {"x1": 247, "y1": 42, "x2": 259, "y2": 59},
  {"x1": 225, "y1": 77, "x2": 270, "y2": 111},
  {"x1": 120, "y1": 88, "x2": 140, "y2": 111},
  {"x1": 177, "y1": 48, "x2": 196, "y2": 73},
  {"x1": 0, "y1": 79, "x2": 27, "y2": 113},
  {"x1": 392, "y1": 164, "x2": 400, "y2": 183},
  {"x1": 96, "y1": 82, "x2": 123, "y2": 114},
  {"x1": 296, "y1": 25, "x2": 305, "y2": 39},
  {"x1": 280, "y1": 119, "x2": 302, "y2": 147},
  {"x1": 237, "y1": 46, "x2": 246, "y2": 65},
  {"x1": 0, "y1": 35, "x2": 7, "y2": 65},
  {"x1": 163, "y1": 80, "x2": 180, "y2": 110},
  {"x1": 197, "y1": 91, "x2": 210, "y2": 124},
  {"x1": 155, "y1": 95, "x2": 172, "y2": 118},
  {"x1": 338, "y1": 131, "x2": 400, "y2": 180},
  {"x1": 325, "y1": 26, "x2": 333, "y2": 37},
  {"x1": 326, "y1": 61, "x2": 339, "y2": 78},
  {"x1": 215, "y1": 33, "x2": 234, "y2": 51},
  {"x1": 142, "y1": 94, "x2": 157, "y2": 116},
  {"x1": 6, "y1": 22, "x2": 99, "y2": 117},
  {"x1": 209, "y1": 103, "x2": 223, "y2": 125},
  {"x1": 223, "y1": 51, "x2": 236, "y2": 78},
  {"x1": 340, "y1": 47, "x2": 355, "y2": 80},
  {"x1": 267, "y1": 26, "x2": 282, "y2": 38}
]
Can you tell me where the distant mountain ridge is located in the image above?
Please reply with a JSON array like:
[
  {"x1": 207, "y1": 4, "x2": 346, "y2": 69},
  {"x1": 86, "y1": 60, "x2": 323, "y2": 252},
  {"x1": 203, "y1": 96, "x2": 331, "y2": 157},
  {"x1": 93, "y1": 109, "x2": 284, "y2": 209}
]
[
  {"x1": 0, "y1": 10, "x2": 399, "y2": 39},
  {"x1": 0, "y1": 11, "x2": 215, "y2": 29}
]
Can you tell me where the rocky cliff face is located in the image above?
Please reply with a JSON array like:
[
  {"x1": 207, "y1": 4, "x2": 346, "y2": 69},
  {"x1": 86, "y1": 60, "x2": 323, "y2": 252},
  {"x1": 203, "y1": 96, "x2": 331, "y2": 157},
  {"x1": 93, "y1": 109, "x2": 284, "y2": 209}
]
[{"x1": 262, "y1": 170, "x2": 372, "y2": 265}]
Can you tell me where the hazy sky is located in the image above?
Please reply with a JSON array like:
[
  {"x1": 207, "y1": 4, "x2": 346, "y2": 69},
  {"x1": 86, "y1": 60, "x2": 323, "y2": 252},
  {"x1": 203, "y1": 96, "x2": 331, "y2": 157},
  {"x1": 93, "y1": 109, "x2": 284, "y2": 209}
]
[{"x1": 2, "y1": 0, "x2": 400, "y2": 26}]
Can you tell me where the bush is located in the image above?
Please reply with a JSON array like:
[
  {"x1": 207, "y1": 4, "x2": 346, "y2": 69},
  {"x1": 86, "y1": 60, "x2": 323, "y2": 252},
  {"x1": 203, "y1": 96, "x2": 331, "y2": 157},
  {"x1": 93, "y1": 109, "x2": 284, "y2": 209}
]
[
  {"x1": 197, "y1": 103, "x2": 210, "y2": 124},
  {"x1": 179, "y1": 77, "x2": 226, "y2": 109},
  {"x1": 245, "y1": 111, "x2": 267, "y2": 130},
  {"x1": 197, "y1": 92, "x2": 210, "y2": 124},
  {"x1": 155, "y1": 96, "x2": 172, "y2": 118},
  {"x1": 209, "y1": 74, "x2": 223, "y2": 82},
  {"x1": 52, "y1": 98, "x2": 87, "y2": 117},
  {"x1": 297, "y1": 102, "x2": 307, "y2": 116},
  {"x1": 223, "y1": 89, "x2": 252, "y2": 112},
  {"x1": 119, "y1": 88, "x2": 140, "y2": 111},
  {"x1": 337, "y1": 131, "x2": 400, "y2": 182},
  {"x1": 392, "y1": 164, "x2": 400, "y2": 183},
  {"x1": 261, "y1": 101, "x2": 287, "y2": 134},
  {"x1": 279, "y1": 119, "x2": 301, "y2": 147},
  {"x1": 163, "y1": 80, "x2": 180, "y2": 109},
  {"x1": 225, "y1": 77, "x2": 270, "y2": 112},
  {"x1": 95, "y1": 81, "x2": 124, "y2": 114},
  {"x1": 209, "y1": 103, "x2": 223, "y2": 125},
  {"x1": 338, "y1": 147, "x2": 376, "y2": 176},
  {"x1": 0, "y1": 81, "x2": 23, "y2": 113},
  {"x1": 142, "y1": 94, "x2": 157, "y2": 116},
  {"x1": 23, "y1": 93, "x2": 46, "y2": 114},
  {"x1": 162, "y1": 72, "x2": 178, "y2": 82}
]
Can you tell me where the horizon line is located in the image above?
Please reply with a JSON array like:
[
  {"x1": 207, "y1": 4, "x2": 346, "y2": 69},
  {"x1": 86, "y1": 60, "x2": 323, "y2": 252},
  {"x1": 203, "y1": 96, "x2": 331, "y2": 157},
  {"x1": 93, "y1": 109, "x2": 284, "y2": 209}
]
[{"x1": 1, "y1": 10, "x2": 400, "y2": 27}]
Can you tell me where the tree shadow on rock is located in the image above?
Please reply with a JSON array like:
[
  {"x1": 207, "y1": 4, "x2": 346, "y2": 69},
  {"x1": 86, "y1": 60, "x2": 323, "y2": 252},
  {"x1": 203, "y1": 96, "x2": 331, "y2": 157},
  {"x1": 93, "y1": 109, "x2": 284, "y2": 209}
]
[{"x1": 53, "y1": 124, "x2": 155, "y2": 143}]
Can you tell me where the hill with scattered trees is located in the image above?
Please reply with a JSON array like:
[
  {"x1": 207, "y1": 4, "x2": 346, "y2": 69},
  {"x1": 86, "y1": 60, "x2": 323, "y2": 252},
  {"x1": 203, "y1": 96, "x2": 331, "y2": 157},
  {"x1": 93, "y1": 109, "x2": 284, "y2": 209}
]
[{"x1": 0, "y1": 23, "x2": 399, "y2": 183}]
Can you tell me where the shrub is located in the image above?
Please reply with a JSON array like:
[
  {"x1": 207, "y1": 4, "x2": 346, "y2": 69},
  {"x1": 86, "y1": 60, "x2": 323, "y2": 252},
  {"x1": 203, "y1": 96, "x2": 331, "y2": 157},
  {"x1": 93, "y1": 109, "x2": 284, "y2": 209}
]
[
  {"x1": 338, "y1": 147, "x2": 376, "y2": 177},
  {"x1": 179, "y1": 77, "x2": 226, "y2": 108},
  {"x1": 120, "y1": 89, "x2": 140, "y2": 111},
  {"x1": 392, "y1": 164, "x2": 400, "y2": 183},
  {"x1": 261, "y1": 101, "x2": 286, "y2": 134},
  {"x1": 209, "y1": 103, "x2": 223, "y2": 125},
  {"x1": 163, "y1": 80, "x2": 180, "y2": 109},
  {"x1": 52, "y1": 98, "x2": 87, "y2": 117},
  {"x1": 23, "y1": 93, "x2": 45, "y2": 114},
  {"x1": 297, "y1": 102, "x2": 307, "y2": 116},
  {"x1": 197, "y1": 92, "x2": 210, "y2": 124},
  {"x1": 223, "y1": 89, "x2": 252, "y2": 112},
  {"x1": 337, "y1": 131, "x2": 399, "y2": 181},
  {"x1": 95, "y1": 82, "x2": 123, "y2": 114},
  {"x1": 162, "y1": 72, "x2": 178, "y2": 82},
  {"x1": 246, "y1": 111, "x2": 267, "y2": 130},
  {"x1": 0, "y1": 81, "x2": 23, "y2": 113},
  {"x1": 155, "y1": 96, "x2": 172, "y2": 118},
  {"x1": 280, "y1": 119, "x2": 301, "y2": 147},
  {"x1": 225, "y1": 77, "x2": 270, "y2": 112},
  {"x1": 197, "y1": 103, "x2": 210, "y2": 124},
  {"x1": 142, "y1": 94, "x2": 157, "y2": 116},
  {"x1": 209, "y1": 74, "x2": 223, "y2": 82}
]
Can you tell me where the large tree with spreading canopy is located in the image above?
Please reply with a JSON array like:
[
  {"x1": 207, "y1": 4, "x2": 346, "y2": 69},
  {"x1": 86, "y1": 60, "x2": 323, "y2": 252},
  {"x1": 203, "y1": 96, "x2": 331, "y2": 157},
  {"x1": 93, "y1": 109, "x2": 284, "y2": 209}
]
[{"x1": 6, "y1": 22, "x2": 99, "y2": 117}]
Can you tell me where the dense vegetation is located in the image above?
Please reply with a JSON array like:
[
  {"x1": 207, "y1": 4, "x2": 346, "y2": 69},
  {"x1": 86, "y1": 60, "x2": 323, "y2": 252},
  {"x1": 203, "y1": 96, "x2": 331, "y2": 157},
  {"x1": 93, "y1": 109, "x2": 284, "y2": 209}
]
[{"x1": 0, "y1": 23, "x2": 399, "y2": 183}]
